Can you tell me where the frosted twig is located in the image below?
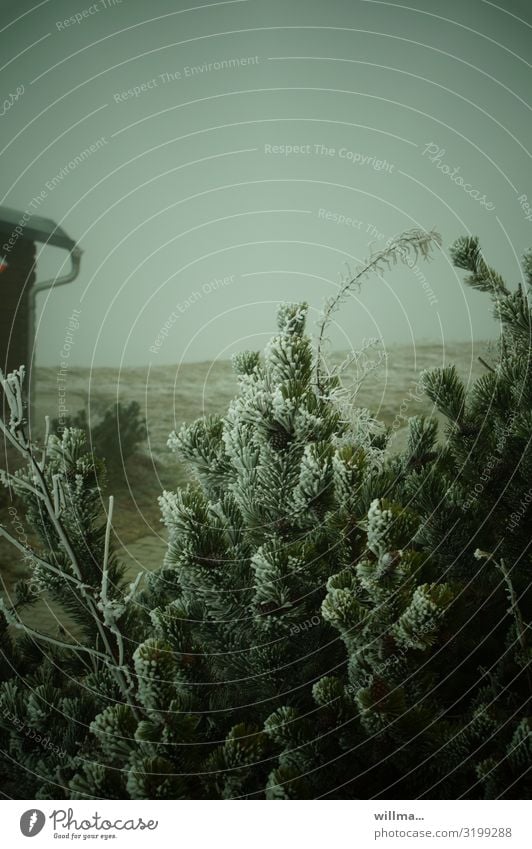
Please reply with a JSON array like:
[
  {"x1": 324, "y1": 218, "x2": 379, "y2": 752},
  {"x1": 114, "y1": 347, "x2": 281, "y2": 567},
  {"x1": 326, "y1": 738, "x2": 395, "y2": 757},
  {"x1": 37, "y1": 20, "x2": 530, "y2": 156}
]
[
  {"x1": 0, "y1": 597, "x2": 110, "y2": 664},
  {"x1": 475, "y1": 549, "x2": 531, "y2": 689},
  {"x1": 0, "y1": 469, "x2": 46, "y2": 501},
  {"x1": 0, "y1": 369, "x2": 136, "y2": 709},
  {"x1": 0, "y1": 525, "x2": 90, "y2": 591},
  {"x1": 316, "y1": 229, "x2": 441, "y2": 391},
  {"x1": 41, "y1": 415, "x2": 51, "y2": 467},
  {"x1": 124, "y1": 571, "x2": 144, "y2": 604},
  {"x1": 101, "y1": 495, "x2": 114, "y2": 602},
  {"x1": 494, "y1": 558, "x2": 529, "y2": 656},
  {"x1": 52, "y1": 474, "x2": 64, "y2": 517}
]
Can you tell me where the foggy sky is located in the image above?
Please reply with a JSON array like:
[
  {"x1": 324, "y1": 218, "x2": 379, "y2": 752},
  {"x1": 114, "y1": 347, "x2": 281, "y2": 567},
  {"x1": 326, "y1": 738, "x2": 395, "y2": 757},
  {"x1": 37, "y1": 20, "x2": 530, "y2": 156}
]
[{"x1": 2, "y1": 0, "x2": 532, "y2": 366}]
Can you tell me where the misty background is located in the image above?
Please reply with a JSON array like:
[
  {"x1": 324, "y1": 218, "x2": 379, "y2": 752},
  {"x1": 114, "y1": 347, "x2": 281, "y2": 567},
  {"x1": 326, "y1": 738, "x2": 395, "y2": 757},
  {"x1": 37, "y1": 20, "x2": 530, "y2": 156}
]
[
  {"x1": 2, "y1": 0, "x2": 532, "y2": 369},
  {"x1": 2, "y1": 0, "x2": 531, "y2": 624}
]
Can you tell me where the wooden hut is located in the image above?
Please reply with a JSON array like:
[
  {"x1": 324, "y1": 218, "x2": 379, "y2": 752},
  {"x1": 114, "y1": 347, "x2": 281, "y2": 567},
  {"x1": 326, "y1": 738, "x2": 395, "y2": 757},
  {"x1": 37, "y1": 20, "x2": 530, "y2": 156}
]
[{"x1": 0, "y1": 206, "x2": 81, "y2": 386}]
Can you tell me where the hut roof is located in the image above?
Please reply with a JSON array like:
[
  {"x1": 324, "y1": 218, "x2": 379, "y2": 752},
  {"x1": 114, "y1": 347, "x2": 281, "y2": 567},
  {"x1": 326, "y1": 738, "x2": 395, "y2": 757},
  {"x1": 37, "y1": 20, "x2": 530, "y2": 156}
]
[{"x1": 0, "y1": 206, "x2": 76, "y2": 252}]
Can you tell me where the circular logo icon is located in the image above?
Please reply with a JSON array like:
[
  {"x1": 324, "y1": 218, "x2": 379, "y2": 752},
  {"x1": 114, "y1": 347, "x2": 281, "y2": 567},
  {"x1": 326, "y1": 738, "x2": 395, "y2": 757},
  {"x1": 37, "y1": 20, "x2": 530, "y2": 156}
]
[{"x1": 20, "y1": 810, "x2": 46, "y2": 837}]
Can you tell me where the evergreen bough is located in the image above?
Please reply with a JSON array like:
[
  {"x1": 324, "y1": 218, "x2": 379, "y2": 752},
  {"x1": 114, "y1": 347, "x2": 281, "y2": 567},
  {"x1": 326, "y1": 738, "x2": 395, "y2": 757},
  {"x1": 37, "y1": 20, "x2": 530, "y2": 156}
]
[
  {"x1": 0, "y1": 233, "x2": 530, "y2": 799},
  {"x1": 52, "y1": 400, "x2": 147, "y2": 480}
]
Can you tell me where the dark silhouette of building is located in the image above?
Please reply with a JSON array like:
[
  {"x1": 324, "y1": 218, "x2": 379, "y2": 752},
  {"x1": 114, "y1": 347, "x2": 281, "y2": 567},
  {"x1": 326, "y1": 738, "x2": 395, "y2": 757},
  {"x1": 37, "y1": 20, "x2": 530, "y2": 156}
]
[{"x1": 0, "y1": 206, "x2": 81, "y2": 382}]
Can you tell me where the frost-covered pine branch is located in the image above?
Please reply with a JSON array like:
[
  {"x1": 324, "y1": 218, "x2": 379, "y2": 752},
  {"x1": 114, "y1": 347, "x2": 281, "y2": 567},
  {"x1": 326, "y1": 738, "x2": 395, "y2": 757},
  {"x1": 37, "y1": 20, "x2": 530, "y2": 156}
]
[{"x1": 316, "y1": 228, "x2": 442, "y2": 390}]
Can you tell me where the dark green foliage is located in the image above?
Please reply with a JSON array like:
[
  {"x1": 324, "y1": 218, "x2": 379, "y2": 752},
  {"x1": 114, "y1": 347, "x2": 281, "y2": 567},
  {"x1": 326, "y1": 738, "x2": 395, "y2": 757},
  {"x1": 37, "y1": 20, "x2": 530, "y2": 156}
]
[
  {"x1": 92, "y1": 402, "x2": 147, "y2": 476},
  {"x1": 1, "y1": 235, "x2": 530, "y2": 800},
  {"x1": 52, "y1": 401, "x2": 146, "y2": 479}
]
